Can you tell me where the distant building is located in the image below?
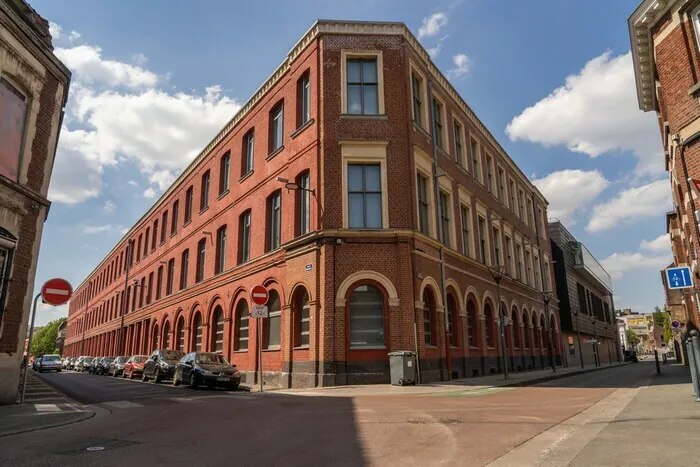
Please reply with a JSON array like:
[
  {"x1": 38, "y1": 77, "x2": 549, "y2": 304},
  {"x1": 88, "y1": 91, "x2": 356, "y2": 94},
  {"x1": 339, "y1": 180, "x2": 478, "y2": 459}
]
[
  {"x1": 549, "y1": 221, "x2": 620, "y2": 367},
  {"x1": 0, "y1": 0, "x2": 71, "y2": 405}
]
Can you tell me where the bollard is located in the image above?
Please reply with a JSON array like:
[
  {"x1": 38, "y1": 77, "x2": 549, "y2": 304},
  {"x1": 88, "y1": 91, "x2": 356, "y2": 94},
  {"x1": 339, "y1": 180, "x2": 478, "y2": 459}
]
[
  {"x1": 654, "y1": 349, "x2": 661, "y2": 376},
  {"x1": 687, "y1": 339, "x2": 700, "y2": 401}
]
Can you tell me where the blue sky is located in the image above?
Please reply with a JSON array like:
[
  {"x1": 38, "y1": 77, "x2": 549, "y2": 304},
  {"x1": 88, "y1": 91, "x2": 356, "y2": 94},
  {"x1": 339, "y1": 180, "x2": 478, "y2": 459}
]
[{"x1": 29, "y1": 0, "x2": 669, "y2": 325}]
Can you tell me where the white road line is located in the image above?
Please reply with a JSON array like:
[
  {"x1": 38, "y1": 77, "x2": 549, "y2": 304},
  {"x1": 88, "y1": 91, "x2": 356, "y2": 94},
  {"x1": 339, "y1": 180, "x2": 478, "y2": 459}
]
[{"x1": 34, "y1": 403, "x2": 61, "y2": 412}]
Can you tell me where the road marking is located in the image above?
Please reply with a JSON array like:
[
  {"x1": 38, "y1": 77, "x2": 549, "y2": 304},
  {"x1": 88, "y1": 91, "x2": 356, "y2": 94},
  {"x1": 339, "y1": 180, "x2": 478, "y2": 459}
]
[
  {"x1": 103, "y1": 400, "x2": 144, "y2": 409},
  {"x1": 34, "y1": 404, "x2": 61, "y2": 412}
]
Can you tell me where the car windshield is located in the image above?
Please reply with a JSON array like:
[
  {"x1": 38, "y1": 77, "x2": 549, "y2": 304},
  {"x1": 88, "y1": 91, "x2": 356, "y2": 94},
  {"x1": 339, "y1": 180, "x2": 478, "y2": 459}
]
[
  {"x1": 133, "y1": 356, "x2": 147, "y2": 363},
  {"x1": 197, "y1": 353, "x2": 228, "y2": 365},
  {"x1": 115, "y1": 357, "x2": 127, "y2": 363},
  {"x1": 162, "y1": 350, "x2": 183, "y2": 361},
  {"x1": 102, "y1": 358, "x2": 114, "y2": 363},
  {"x1": 83, "y1": 358, "x2": 92, "y2": 363},
  {"x1": 43, "y1": 355, "x2": 60, "y2": 361}
]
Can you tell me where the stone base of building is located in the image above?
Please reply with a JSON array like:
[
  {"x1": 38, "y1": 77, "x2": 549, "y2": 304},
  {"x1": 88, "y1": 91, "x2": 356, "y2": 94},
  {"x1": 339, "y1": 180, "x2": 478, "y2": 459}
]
[{"x1": 0, "y1": 353, "x2": 21, "y2": 405}]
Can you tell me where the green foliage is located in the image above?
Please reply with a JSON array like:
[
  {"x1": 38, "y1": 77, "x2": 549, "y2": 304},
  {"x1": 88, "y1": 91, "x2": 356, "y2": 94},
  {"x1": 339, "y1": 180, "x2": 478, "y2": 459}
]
[
  {"x1": 652, "y1": 306, "x2": 665, "y2": 327},
  {"x1": 625, "y1": 328, "x2": 640, "y2": 347},
  {"x1": 30, "y1": 318, "x2": 65, "y2": 356}
]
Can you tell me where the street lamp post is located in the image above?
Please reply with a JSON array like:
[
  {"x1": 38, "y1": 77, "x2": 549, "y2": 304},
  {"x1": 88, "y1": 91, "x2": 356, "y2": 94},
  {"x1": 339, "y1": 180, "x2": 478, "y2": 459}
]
[
  {"x1": 572, "y1": 306, "x2": 584, "y2": 369},
  {"x1": 489, "y1": 265, "x2": 508, "y2": 380}
]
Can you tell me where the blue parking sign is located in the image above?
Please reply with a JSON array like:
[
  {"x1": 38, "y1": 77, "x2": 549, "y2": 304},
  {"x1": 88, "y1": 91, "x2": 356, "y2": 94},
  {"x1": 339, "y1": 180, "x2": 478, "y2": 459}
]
[{"x1": 666, "y1": 266, "x2": 693, "y2": 289}]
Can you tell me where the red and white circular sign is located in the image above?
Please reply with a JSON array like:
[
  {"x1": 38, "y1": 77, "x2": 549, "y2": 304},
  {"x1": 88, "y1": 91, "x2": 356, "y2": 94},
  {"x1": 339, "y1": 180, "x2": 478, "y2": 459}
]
[
  {"x1": 41, "y1": 278, "x2": 73, "y2": 306},
  {"x1": 250, "y1": 285, "x2": 269, "y2": 306}
]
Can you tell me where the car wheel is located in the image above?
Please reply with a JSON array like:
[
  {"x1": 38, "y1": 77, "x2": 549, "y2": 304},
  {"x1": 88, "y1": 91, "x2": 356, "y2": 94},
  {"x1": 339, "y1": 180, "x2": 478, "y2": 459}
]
[
  {"x1": 229, "y1": 383, "x2": 240, "y2": 391},
  {"x1": 129, "y1": 371, "x2": 135, "y2": 380},
  {"x1": 173, "y1": 372, "x2": 180, "y2": 386},
  {"x1": 142, "y1": 372, "x2": 148, "y2": 382},
  {"x1": 189, "y1": 373, "x2": 198, "y2": 389},
  {"x1": 57, "y1": 369, "x2": 61, "y2": 373},
  {"x1": 154, "y1": 369, "x2": 161, "y2": 384}
]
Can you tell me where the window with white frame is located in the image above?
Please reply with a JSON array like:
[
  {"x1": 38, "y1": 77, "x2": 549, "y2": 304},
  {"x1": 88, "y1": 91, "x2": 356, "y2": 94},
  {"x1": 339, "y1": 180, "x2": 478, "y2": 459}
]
[
  {"x1": 471, "y1": 138, "x2": 482, "y2": 183},
  {"x1": 432, "y1": 97, "x2": 446, "y2": 150},
  {"x1": 527, "y1": 198, "x2": 534, "y2": 228},
  {"x1": 348, "y1": 163, "x2": 383, "y2": 228},
  {"x1": 411, "y1": 72, "x2": 424, "y2": 127},
  {"x1": 509, "y1": 179, "x2": 516, "y2": 212},
  {"x1": 505, "y1": 235, "x2": 513, "y2": 277},
  {"x1": 492, "y1": 226, "x2": 501, "y2": 266},
  {"x1": 478, "y1": 216, "x2": 488, "y2": 265},
  {"x1": 417, "y1": 173, "x2": 430, "y2": 235},
  {"x1": 544, "y1": 258, "x2": 552, "y2": 292},
  {"x1": 453, "y1": 119, "x2": 466, "y2": 167},
  {"x1": 518, "y1": 188, "x2": 525, "y2": 220},
  {"x1": 525, "y1": 249, "x2": 533, "y2": 286},
  {"x1": 515, "y1": 242, "x2": 523, "y2": 281},
  {"x1": 0, "y1": 77, "x2": 27, "y2": 181},
  {"x1": 438, "y1": 190, "x2": 451, "y2": 247},
  {"x1": 486, "y1": 154, "x2": 494, "y2": 194},
  {"x1": 460, "y1": 204, "x2": 471, "y2": 257},
  {"x1": 346, "y1": 57, "x2": 379, "y2": 115},
  {"x1": 497, "y1": 166, "x2": 506, "y2": 203},
  {"x1": 533, "y1": 253, "x2": 541, "y2": 290}
]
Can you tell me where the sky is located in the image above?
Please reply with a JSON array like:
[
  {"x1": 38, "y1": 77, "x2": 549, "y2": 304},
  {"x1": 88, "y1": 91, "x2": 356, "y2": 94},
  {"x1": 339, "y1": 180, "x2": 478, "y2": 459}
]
[{"x1": 28, "y1": 0, "x2": 670, "y2": 325}]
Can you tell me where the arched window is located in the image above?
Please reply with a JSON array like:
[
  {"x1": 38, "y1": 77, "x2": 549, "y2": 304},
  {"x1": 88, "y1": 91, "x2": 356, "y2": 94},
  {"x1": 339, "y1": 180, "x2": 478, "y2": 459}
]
[
  {"x1": 446, "y1": 294, "x2": 459, "y2": 347},
  {"x1": 152, "y1": 323, "x2": 159, "y2": 351},
  {"x1": 423, "y1": 290, "x2": 435, "y2": 346},
  {"x1": 467, "y1": 299, "x2": 477, "y2": 347},
  {"x1": 349, "y1": 284, "x2": 384, "y2": 349},
  {"x1": 234, "y1": 300, "x2": 249, "y2": 351},
  {"x1": 511, "y1": 308, "x2": 520, "y2": 348},
  {"x1": 211, "y1": 306, "x2": 224, "y2": 353},
  {"x1": 295, "y1": 288, "x2": 310, "y2": 347},
  {"x1": 163, "y1": 321, "x2": 171, "y2": 349},
  {"x1": 264, "y1": 291, "x2": 281, "y2": 349},
  {"x1": 192, "y1": 313, "x2": 202, "y2": 352},
  {"x1": 540, "y1": 315, "x2": 547, "y2": 350},
  {"x1": 531, "y1": 313, "x2": 538, "y2": 349},
  {"x1": 484, "y1": 303, "x2": 494, "y2": 347},
  {"x1": 176, "y1": 316, "x2": 185, "y2": 351}
]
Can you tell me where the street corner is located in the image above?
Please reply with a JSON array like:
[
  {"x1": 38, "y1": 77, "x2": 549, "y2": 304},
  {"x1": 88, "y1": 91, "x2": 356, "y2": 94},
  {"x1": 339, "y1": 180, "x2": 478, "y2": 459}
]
[{"x1": 0, "y1": 402, "x2": 95, "y2": 438}]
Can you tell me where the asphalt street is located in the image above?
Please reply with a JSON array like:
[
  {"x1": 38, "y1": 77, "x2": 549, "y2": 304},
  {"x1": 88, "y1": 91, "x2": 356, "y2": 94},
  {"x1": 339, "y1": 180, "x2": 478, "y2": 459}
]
[{"x1": 0, "y1": 361, "x2": 694, "y2": 467}]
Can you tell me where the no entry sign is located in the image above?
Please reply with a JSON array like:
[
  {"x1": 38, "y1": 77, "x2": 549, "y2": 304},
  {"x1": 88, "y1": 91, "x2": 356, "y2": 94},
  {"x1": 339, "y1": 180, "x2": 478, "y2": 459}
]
[
  {"x1": 250, "y1": 285, "x2": 269, "y2": 306},
  {"x1": 41, "y1": 278, "x2": 72, "y2": 306}
]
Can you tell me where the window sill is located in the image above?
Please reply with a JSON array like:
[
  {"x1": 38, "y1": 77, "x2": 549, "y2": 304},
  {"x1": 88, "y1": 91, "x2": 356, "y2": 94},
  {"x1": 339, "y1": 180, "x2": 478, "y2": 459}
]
[
  {"x1": 160, "y1": 240, "x2": 165, "y2": 246},
  {"x1": 199, "y1": 206, "x2": 209, "y2": 215},
  {"x1": 217, "y1": 189, "x2": 229, "y2": 200},
  {"x1": 291, "y1": 118, "x2": 314, "y2": 139},
  {"x1": 341, "y1": 114, "x2": 388, "y2": 120},
  {"x1": 293, "y1": 345, "x2": 310, "y2": 350},
  {"x1": 412, "y1": 121, "x2": 431, "y2": 137},
  {"x1": 456, "y1": 164, "x2": 470, "y2": 177},
  {"x1": 266, "y1": 145, "x2": 284, "y2": 161},
  {"x1": 239, "y1": 171, "x2": 254, "y2": 183},
  {"x1": 349, "y1": 346, "x2": 386, "y2": 351},
  {"x1": 689, "y1": 82, "x2": 700, "y2": 96},
  {"x1": 233, "y1": 350, "x2": 249, "y2": 353},
  {"x1": 486, "y1": 346, "x2": 496, "y2": 350},
  {"x1": 262, "y1": 347, "x2": 281, "y2": 352},
  {"x1": 170, "y1": 231, "x2": 177, "y2": 238},
  {"x1": 183, "y1": 220, "x2": 192, "y2": 228}
]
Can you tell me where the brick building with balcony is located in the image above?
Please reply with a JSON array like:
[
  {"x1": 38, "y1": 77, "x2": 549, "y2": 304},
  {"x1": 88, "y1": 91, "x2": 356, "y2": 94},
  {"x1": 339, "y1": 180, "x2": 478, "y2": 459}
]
[
  {"x1": 0, "y1": 0, "x2": 70, "y2": 404},
  {"x1": 629, "y1": 0, "x2": 700, "y2": 331},
  {"x1": 63, "y1": 20, "x2": 561, "y2": 388}
]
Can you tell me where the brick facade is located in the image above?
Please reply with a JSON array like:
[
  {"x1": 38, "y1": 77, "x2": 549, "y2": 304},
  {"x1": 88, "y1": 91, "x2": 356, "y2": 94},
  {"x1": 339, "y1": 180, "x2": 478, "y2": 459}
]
[{"x1": 63, "y1": 21, "x2": 561, "y2": 388}]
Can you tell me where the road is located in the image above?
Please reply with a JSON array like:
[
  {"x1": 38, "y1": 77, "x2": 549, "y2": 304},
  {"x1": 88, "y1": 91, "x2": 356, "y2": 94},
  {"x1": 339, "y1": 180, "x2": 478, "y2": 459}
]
[{"x1": 1, "y1": 361, "x2": 698, "y2": 466}]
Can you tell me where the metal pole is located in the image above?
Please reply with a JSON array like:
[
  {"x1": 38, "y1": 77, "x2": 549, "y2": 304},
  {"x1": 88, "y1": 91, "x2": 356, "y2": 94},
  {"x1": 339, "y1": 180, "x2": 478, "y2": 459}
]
[
  {"x1": 118, "y1": 241, "x2": 132, "y2": 356},
  {"x1": 496, "y1": 279, "x2": 508, "y2": 380},
  {"x1": 258, "y1": 317, "x2": 263, "y2": 393},
  {"x1": 20, "y1": 293, "x2": 42, "y2": 404},
  {"x1": 575, "y1": 311, "x2": 584, "y2": 369},
  {"x1": 687, "y1": 336, "x2": 700, "y2": 401}
]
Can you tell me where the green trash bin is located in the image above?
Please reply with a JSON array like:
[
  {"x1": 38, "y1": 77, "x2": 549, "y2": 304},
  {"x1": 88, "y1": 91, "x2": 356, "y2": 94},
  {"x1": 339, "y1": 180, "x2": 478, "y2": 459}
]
[{"x1": 388, "y1": 351, "x2": 416, "y2": 386}]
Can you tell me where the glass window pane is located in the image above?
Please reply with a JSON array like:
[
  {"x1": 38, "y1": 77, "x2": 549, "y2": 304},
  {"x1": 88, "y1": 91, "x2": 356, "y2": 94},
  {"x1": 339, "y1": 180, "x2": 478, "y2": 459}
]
[
  {"x1": 362, "y1": 61, "x2": 377, "y2": 83},
  {"x1": 347, "y1": 85, "x2": 362, "y2": 114},
  {"x1": 268, "y1": 315, "x2": 280, "y2": 347},
  {"x1": 364, "y1": 165, "x2": 381, "y2": 191},
  {"x1": 365, "y1": 193, "x2": 382, "y2": 228},
  {"x1": 349, "y1": 285, "x2": 384, "y2": 348},
  {"x1": 348, "y1": 194, "x2": 364, "y2": 228},
  {"x1": 348, "y1": 165, "x2": 364, "y2": 191},
  {"x1": 363, "y1": 86, "x2": 378, "y2": 114},
  {"x1": 347, "y1": 61, "x2": 361, "y2": 82}
]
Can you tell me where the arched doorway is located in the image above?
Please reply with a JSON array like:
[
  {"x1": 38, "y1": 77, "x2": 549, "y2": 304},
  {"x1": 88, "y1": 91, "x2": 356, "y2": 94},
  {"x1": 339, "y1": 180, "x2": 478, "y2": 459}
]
[
  {"x1": 163, "y1": 320, "x2": 171, "y2": 349},
  {"x1": 293, "y1": 287, "x2": 310, "y2": 348},
  {"x1": 151, "y1": 323, "x2": 159, "y2": 352},
  {"x1": 175, "y1": 316, "x2": 185, "y2": 352},
  {"x1": 211, "y1": 306, "x2": 224, "y2": 353},
  {"x1": 234, "y1": 300, "x2": 249, "y2": 351},
  {"x1": 192, "y1": 312, "x2": 202, "y2": 352}
]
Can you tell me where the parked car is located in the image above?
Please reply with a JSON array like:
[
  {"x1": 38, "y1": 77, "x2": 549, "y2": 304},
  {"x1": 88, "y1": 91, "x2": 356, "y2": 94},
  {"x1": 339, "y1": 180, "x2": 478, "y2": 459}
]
[
  {"x1": 88, "y1": 358, "x2": 101, "y2": 374},
  {"x1": 76, "y1": 356, "x2": 93, "y2": 372},
  {"x1": 122, "y1": 355, "x2": 148, "y2": 379},
  {"x1": 624, "y1": 350, "x2": 639, "y2": 363},
  {"x1": 173, "y1": 352, "x2": 241, "y2": 390},
  {"x1": 62, "y1": 357, "x2": 72, "y2": 370},
  {"x1": 32, "y1": 356, "x2": 42, "y2": 371},
  {"x1": 96, "y1": 357, "x2": 114, "y2": 375},
  {"x1": 109, "y1": 356, "x2": 128, "y2": 377},
  {"x1": 36, "y1": 354, "x2": 62, "y2": 372},
  {"x1": 69, "y1": 357, "x2": 78, "y2": 370},
  {"x1": 142, "y1": 349, "x2": 185, "y2": 383}
]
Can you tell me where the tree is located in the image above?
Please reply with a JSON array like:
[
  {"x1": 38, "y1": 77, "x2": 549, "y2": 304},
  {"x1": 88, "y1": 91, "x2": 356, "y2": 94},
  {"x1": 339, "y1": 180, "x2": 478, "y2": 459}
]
[
  {"x1": 652, "y1": 306, "x2": 665, "y2": 327},
  {"x1": 625, "y1": 329, "x2": 640, "y2": 348},
  {"x1": 30, "y1": 318, "x2": 65, "y2": 356}
]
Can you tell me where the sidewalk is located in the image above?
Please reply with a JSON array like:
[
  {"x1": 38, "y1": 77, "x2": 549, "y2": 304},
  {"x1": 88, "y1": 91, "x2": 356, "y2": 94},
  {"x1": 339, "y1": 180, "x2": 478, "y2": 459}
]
[
  {"x1": 278, "y1": 361, "x2": 629, "y2": 397},
  {"x1": 0, "y1": 370, "x2": 94, "y2": 437}
]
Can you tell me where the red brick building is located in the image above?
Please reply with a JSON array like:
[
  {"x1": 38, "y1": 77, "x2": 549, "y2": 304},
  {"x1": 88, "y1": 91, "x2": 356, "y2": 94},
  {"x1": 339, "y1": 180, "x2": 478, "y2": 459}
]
[
  {"x1": 630, "y1": 1, "x2": 700, "y2": 332},
  {"x1": 64, "y1": 21, "x2": 560, "y2": 387}
]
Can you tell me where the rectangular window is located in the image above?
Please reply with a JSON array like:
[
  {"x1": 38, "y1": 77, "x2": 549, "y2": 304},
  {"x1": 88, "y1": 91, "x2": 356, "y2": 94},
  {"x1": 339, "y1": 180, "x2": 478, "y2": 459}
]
[
  {"x1": 412, "y1": 74, "x2": 423, "y2": 127},
  {"x1": 299, "y1": 298, "x2": 310, "y2": 347},
  {"x1": 417, "y1": 173, "x2": 430, "y2": 235},
  {"x1": 486, "y1": 154, "x2": 494, "y2": 194},
  {"x1": 527, "y1": 198, "x2": 534, "y2": 228},
  {"x1": 267, "y1": 191, "x2": 282, "y2": 251},
  {"x1": 438, "y1": 191, "x2": 450, "y2": 247},
  {"x1": 478, "y1": 216, "x2": 487, "y2": 265},
  {"x1": 200, "y1": 170, "x2": 210, "y2": 211},
  {"x1": 348, "y1": 164, "x2": 382, "y2": 229},
  {"x1": 471, "y1": 139, "x2": 481, "y2": 183},
  {"x1": 498, "y1": 167, "x2": 506, "y2": 203},
  {"x1": 460, "y1": 205, "x2": 471, "y2": 257},
  {"x1": 161, "y1": 211, "x2": 168, "y2": 243},
  {"x1": 297, "y1": 72, "x2": 310, "y2": 127},
  {"x1": 166, "y1": 259, "x2": 175, "y2": 296},
  {"x1": 196, "y1": 239, "x2": 206, "y2": 283},
  {"x1": 144, "y1": 228, "x2": 150, "y2": 257},
  {"x1": 156, "y1": 266, "x2": 163, "y2": 300},
  {"x1": 147, "y1": 272, "x2": 153, "y2": 305},
  {"x1": 454, "y1": 120, "x2": 465, "y2": 167},
  {"x1": 525, "y1": 250, "x2": 533, "y2": 286},
  {"x1": 239, "y1": 210, "x2": 251, "y2": 264},
  {"x1": 346, "y1": 58, "x2": 378, "y2": 115},
  {"x1": 270, "y1": 102, "x2": 284, "y2": 153},
  {"x1": 136, "y1": 234, "x2": 142, "y2": 261},
  {"x1": 180, "y1": 249, "x2": 189, "y2": 290},
  {"x1": 492, "y1": 227, "x2": 501, "y2": 266},
  {"x1": 505, "y1": 236, "x2": 513, "y2": 277},
  {"x1": 509, "y1": 179, "x2": 516, "y2": 212},
  {"x1": 215, "y1": 225, "x2": 227, "y2": 274},
  {"x1": 534, "y1": 254, "x2": 542, "y2": 290},
  {"x1": 544, "y1": 260, "x2": 551, "y2": 292},
  {"x1": 577, "y1": 283, "x2": 587, "y2": 315},
  {"x1": 219, "y1": 151, "x2": 230, "y2": 195},
  {"x1": 518, "y1": 188, "x2": 525, "y2": 220},
  {"x1": 516, "y1": 243, "x2": 523, "y2": 281},
  {"x1": 242, "y1": 130, "x2": 254, "y2": 176},
  {"x1": 184, "y1": 187, "x2": 193, "y2": 224},
  {"x1": 171, "y1": 201, "x2": 179, "y2": 235},
  {"x1": 151, "y1": 220, "x2": 158, "y2": 250},
  {"x1": 432, "y1": 97, "x2": 444, "y2": 149},
  {"x1": 298, "y1": 172, "x2": 310, "y2": 236},
  {"x1": 0, "y1": 77, "x2": 27, "y2": 181}
]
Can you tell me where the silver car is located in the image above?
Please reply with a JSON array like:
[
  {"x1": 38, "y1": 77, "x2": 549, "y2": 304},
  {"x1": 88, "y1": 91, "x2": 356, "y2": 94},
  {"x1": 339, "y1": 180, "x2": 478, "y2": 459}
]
[{"x1": 37, "y1": 354, "x2": 62, "y2": 372}]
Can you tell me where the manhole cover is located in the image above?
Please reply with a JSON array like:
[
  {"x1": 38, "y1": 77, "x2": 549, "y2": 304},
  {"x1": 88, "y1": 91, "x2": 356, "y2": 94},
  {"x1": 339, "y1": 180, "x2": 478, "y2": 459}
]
[{"x1": 86, "y1": 446, "x2": 105, "y2": 452}]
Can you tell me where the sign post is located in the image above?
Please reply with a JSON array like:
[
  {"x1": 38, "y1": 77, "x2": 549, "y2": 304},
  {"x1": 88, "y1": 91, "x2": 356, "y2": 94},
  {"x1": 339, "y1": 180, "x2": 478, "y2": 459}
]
[
  {"x1": 21, "y1": 278, "x2": 72, "y2": 403},
  {"x1": 250, "y1": 285, "x2": 269, "y2": 393}
]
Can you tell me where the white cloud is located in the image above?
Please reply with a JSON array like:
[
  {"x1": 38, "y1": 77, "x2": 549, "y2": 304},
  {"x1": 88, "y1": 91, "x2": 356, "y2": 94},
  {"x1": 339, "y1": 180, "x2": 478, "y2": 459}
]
[
  {"x1": 532, "y1": 169, "x2": 609, "y2": 224},
  {"x1": 132, "y1": 53, "x2": 148, "y2": 65},
  {"x1": 48, "y1": 38, "x2": 241, "y2": 204},
  {"x1": 49, "y1": 22, "x2": 62, "y2": 39},
  {"x1": 601, "y1": 252, "x2": 672, "y2": 280},
  {"x1": 427, "y1": 43, "x2": 442, "y2": 58},
  {"x1": 81, "y1": 224, "x2": 122, "y2": 234},
  {"x1": 143, "y1": 188, "x2": 156, "y2": 198},
  {"x1": 418, "y1": 12, "x2": 447, "y2": 39},
  {"x1": 54, "y1": 45, "x2": 159, "y2": 88},
  {"x1": 506, "y1": 51, "x2": 663, "y2": 175},
  {"x1": 103, "y1": 200, "x2": 116, "y2": 213},
  {"x1": 68, "y1": 31, "x2": 81, "y2": 42},
  {"x1": 447, "y1": 53, "x2": 471, "y2": 79},
  {"x1": 586, "y1": 179, "x2": 670, "y2": 232},
  {"x1": 640, "y1": 234, "x2": 670, "y2": 253}
]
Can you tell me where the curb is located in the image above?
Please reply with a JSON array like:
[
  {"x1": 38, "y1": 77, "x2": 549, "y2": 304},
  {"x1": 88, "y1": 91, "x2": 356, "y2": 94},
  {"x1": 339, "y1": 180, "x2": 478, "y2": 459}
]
[
  {"x1": 0, "y1": 409, "x2": 96, "y2": 438},
  {"x1": 500, "y1": 363, "x2": 630, "y2": 388}
]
